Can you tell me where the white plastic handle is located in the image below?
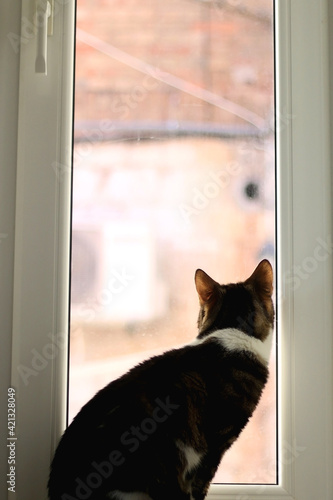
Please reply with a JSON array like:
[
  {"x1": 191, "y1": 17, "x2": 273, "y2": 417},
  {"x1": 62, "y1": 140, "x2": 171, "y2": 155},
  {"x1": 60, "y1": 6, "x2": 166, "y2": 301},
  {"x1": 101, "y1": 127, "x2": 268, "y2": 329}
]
[{"x1": 35, "y1": 0, "x2": 51, "y2": 75}]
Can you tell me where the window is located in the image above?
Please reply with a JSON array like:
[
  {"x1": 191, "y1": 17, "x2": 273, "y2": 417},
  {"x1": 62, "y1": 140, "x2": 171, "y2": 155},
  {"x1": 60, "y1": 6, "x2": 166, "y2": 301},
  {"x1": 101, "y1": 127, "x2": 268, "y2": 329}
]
[
  {"x1": 4, "y1": 0, "x2": 333, "y2": 499},
  {"x1": 69, "y1": 0, "x2": 276, "y2": 485}
]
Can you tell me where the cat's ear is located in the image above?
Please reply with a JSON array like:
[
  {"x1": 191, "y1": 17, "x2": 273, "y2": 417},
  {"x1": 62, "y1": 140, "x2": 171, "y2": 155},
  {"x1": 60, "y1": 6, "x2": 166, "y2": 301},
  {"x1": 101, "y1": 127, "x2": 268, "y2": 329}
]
[
  {"x1": 245, "y1": 259, "x2": 273, "y2": 298},
  {"x1": 195, "y1": 269, "x2": 219, "y2": 305}
]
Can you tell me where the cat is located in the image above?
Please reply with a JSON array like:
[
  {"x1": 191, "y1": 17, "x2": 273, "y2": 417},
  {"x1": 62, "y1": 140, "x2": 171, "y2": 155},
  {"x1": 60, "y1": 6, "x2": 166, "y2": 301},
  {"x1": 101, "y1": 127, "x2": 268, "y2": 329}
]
[{"x1": 48, "y1": 259, "x2": 274, "y2": 500}]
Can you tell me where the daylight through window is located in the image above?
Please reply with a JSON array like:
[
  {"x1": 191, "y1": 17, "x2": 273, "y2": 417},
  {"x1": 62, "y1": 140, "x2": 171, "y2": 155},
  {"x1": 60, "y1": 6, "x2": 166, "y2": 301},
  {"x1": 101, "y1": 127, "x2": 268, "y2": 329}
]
[{"x1": 70, "y1": 0, "x2": 276, "y2": 484}]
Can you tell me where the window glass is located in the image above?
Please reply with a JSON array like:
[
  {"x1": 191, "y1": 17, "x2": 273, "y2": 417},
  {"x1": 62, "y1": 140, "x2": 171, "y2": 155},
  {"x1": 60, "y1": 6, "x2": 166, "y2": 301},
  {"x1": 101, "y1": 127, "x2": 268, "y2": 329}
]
[{"x1": 70, "y1": 0, "x2": 276, "y2": 484}]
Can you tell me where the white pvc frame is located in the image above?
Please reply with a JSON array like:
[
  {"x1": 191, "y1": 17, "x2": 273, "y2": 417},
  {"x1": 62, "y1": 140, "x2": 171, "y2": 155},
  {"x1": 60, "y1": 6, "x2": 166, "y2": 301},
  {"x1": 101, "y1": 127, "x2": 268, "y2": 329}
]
[
  {"x1": 8, "y1": 0, "x2": 333, "y2": 499},
  {"x1": 9, "y1": 0, "x2": 75, "y2": 499}
]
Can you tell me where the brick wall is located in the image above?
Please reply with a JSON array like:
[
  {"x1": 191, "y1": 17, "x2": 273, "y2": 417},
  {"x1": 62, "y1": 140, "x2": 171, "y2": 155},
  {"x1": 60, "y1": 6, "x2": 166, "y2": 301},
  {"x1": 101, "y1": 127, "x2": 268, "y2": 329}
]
[{"x1": 75, "y1": 0, "x2": 274, "y2": 129}]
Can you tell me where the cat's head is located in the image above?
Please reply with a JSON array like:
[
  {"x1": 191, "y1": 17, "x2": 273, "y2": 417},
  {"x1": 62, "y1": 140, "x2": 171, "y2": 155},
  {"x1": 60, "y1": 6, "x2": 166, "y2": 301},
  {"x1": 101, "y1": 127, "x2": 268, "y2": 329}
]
[{"x1": 195, "y1": 259, "x2": 274, "y2": 341}]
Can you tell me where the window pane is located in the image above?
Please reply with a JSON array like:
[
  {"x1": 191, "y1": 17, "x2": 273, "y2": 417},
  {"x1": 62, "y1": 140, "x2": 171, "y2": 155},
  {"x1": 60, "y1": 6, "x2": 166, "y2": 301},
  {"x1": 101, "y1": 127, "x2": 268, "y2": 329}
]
[{"x1": 70, "y1": 0, "x2": 276, "y2": 484}]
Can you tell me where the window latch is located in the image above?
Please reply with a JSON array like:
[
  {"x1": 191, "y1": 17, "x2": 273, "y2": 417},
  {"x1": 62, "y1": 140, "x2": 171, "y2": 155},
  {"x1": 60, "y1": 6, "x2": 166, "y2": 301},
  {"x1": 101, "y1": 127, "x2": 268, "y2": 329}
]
[{"x1": 35, "y1": 0, "x2": 53, "y2": 75}]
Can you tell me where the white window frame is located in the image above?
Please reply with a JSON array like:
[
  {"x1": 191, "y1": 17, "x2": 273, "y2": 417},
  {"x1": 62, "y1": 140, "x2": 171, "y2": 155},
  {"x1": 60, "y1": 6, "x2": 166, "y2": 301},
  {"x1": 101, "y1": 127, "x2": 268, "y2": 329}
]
[
  {"x1": 4, "y1": 1, "x2": 75, "y2": 499},
  {"x1": 3, "y1": 0, "x2": 332, "y2": 499}
]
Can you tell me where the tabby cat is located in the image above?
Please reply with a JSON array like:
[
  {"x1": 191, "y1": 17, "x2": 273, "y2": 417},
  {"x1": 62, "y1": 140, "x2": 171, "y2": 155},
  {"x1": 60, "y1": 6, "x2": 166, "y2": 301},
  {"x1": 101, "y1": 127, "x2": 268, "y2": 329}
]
[{"x1": 48, "y1": 259, "x2": 274, "y2": 500}]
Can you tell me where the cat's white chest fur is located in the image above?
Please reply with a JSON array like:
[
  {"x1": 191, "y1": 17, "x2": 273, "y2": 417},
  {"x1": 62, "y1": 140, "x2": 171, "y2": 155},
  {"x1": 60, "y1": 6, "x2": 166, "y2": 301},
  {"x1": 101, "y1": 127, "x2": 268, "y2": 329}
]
[
  {"x1": 176, "y1": 440, "x2": 202, "y2": 474},
  {"x1": 190, "y1": 327, "x2": 273, "y2": 365},
  {"x1": 217, "y1": 327, "x2": 274, "y2": 364}
]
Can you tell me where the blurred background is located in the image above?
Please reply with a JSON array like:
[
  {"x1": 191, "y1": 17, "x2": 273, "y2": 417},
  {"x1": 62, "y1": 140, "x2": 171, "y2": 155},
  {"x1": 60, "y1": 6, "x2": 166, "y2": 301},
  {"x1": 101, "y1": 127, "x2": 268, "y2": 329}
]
[{"x1": 69, "y1": 0, "x2": 276, "y2": 484}]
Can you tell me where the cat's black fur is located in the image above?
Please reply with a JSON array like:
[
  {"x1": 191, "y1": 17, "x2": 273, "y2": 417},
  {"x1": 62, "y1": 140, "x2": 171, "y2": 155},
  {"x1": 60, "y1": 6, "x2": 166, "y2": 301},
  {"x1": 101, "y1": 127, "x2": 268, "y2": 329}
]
[{"x1": 48, "y1": 260, "x2": 274, "y2": 500}]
